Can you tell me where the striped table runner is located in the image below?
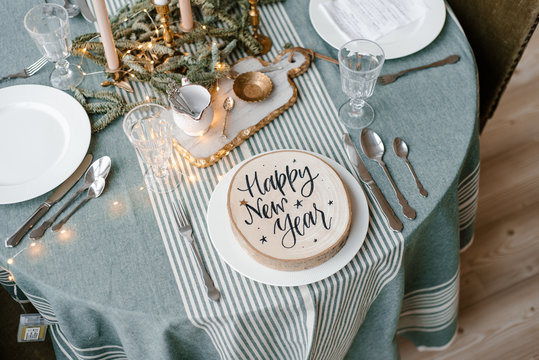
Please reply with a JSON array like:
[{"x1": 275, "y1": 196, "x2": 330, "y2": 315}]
[{"x1": 99, "y1": 0, "x2": 405, "y2": 358}]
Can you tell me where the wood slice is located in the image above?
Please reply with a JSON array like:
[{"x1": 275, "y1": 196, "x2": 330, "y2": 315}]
[{"x1": 227, "y1": 150, "x2": 352, "y2": 271}]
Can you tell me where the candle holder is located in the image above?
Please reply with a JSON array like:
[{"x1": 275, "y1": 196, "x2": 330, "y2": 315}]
[
  {"x1": 151, "y1": 0, "x2": 180, "y2": 48},
  {"x1": 248, "y1": 0, "x2": 272, "y2": 55},
  {"x1": 101, "y1": 67, "x2": 134, "y2": 92}
]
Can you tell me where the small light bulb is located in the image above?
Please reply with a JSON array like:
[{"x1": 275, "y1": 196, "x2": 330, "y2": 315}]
[
  {"x1": 7, "y1": 258, "x2": 14, "y2": 265},
  {"x1": 82, "y1": 48, "x2": 87, "y2": 53},
  {"x1": 82, "y1": 72, "x2": 87, "y2": 76},
  {"x1": 30, "y1": 241, "x2": 37, "y2": 247},
  {"x1": 61, "y1": 230, "x2": 66, "y2": 234},
  {"x1": 139, "y1": 186, "x2": 144, "y2": 191},
  {"x1": 126, "y1": 50, "x2": 131, "y2": 54},
  {"x1": 217, "y1": 175, "x2": 223, "y2": 181},
  {"x1": 216, "y1": 86, "x2": 220, "y2": 91},
  {"x1": 150, "y1": 60, "x2": 154, "y2": 64},
  {"x1": 8, "y1": 275, "x2": 14, "y2": 282},
  {"x1": 124, "y1": 17, "x2": 129, "y2": 22},
  {"x1": 113, "y1": 201, "x2": 119, "y2": 206},
  {"x1": 201, "y1": 25, "x2": 207, "y2": 30},
  {"x1": 138, "y1": 44, "x2": 143, "y2": 49},
  {"x1": 130, "y1": 73, "x2": 136, "y2": 78},
  {"x1": 189, "y1": 175, "x2": 196, "y2": 182}
]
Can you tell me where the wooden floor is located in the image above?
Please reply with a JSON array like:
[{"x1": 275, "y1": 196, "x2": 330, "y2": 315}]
[{"x1": 399, "y1": 31, "x2": 539, "y2": 359}]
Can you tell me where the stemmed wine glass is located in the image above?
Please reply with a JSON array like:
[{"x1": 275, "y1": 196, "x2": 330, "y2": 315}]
[
  {"x1": 338, "y1": 39, "x2": 385, "y2": 129},
  {"x1": 24, "y1": 3, "x2": 83, "y2": 90},
  {"x1": 123, "y1": 104, "x2": 179, "y2": 193}
]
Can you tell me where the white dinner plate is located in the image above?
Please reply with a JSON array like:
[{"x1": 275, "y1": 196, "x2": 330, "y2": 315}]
[
  {"x1": 0, "y1": 85, "x2": 91, "y2": 204},
  {"x1": 206, "y1": 150, "x2": 369, "y2": 287},
  {"x1": 309, "y1": 0, "x2": 447, "y2": 59}
]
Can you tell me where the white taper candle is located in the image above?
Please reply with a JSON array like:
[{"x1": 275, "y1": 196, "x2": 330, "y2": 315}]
[
  {"x1": 179, "y1": 0, "x2": 193, "y2": 32},
  {"x1": 92, "y1": 0, "x2": 119, "y2": 71}
]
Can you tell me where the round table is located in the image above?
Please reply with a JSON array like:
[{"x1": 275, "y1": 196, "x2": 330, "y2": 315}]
[{"x1": 0, "y1": 0, "x2": 479, "y2": 359}]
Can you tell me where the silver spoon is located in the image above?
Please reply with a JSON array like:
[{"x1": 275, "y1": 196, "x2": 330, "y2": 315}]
[
  {"x1": 393, "y1": 138, "x2": 428, "y2": 197},
  {"x1": 360, "y1": 128, "x2": 417, "y2": 220},
  {"x1": 63, "y1": 0, "x2": 81, "y2": 18},
  {"x1": 221, "y1": 97, "x2": 235, "y2": 138},
  {"x1": 51, "y1": 178, "x2": 106, "y2": 232},
  {"x1": 29, "y1": 156, "x2": 112, "y2": 239}
]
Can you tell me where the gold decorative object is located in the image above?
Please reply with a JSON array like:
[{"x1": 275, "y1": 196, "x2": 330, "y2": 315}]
[
  {"x1": 173, "y1": 47, "x2": 313, "y2": 168},
  {"x1": 248, "y1": 0, "x2": 272, "y2": 55},
  {"x1": 101, "y1": 68, "x2": 135, "y2": 92},
  {"x1": 151, "y1": 0, "x2": 179, "y2": 48},
  {"x1": 232, "y1": 71, "x2": 273, "y2": 102}
]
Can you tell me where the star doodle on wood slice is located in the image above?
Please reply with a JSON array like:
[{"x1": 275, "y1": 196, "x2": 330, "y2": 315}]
[
  {"x1": 293, "y1": 159, "x2": 297, "y2": 163},
  {"x1": 260, "y1": 235, "x2": 267, "y2": 244},
  {"x1": 314, "y1": 238, "x2": 317, "y2": 242},
  {"x1": 328, "y1": 200, "x2": 334, "y2": 205},
  {"x1": 240, "y1": 199, "x2": 248, "y2": 206},
  {"x1": 294, "y1": 199, "x2": 303, "y2": 208}
]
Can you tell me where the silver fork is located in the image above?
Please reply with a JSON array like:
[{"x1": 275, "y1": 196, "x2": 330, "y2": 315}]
[
  {"x1": 0, "y1": 56, "x2": 48, "y2": 82},
  {"x1": 377, "y1": 55, "x2": 460, "y2": 85},
  {"x1": 172, "y1": 201, "x2": 221, "y2": 302}
]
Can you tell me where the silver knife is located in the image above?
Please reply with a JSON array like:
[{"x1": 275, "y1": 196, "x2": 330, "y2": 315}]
[
  {"x1": 75, "y1": 0, "x2": 96, "y2": 22},
  {"x1": 5, "y1": 154, "x2": 93, "y2": 248},
  {"x1": 342, "y1": 134, "x2": 403, "y2": 232}
]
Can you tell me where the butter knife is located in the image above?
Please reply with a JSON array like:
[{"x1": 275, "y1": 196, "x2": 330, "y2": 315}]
[
  {"x1": 75, "y1": 0, "x2": 96, "y2": 22},
  {"x1": 5, "y1": 154, "x2": 93, "y2": 248},
  {"x1": 342, "y1": 134, "x2": 403, "y2": 232}
]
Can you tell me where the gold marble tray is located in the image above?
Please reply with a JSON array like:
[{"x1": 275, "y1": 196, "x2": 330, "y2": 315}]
[{"x1": 172, "y1": 47, "x2": 313, "y2": 168}]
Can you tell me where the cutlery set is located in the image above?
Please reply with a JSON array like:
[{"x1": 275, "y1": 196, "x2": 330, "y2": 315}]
[
  {"x1": 5, "y1": 155, "x2": 111, "y2": 247},
  {"x1": 343, "y1": 128, "x2": 427, "y2": 232}
]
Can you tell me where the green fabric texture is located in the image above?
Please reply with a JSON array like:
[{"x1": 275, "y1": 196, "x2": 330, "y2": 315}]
[
  {"x1": 447, "y1": 0, "x2": 539, "y2": 131},
  {"x1": 0, "y1": 0, "x2": 479, "y2": 359}
]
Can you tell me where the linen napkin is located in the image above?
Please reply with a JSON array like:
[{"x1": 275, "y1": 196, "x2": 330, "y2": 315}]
[{"x1": 319, "y1": 0, "x2": 428, "y2": 42}]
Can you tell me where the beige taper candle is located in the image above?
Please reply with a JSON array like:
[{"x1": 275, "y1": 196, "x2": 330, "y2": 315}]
[
  {"x1": 179, "y1": 0, "x2": 193, "y2": 32},
  {"x1": 93, "y1": 0, "x2": 120, "y2": 71}
]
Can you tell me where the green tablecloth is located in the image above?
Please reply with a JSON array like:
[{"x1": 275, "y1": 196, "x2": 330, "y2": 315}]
[{"x1": 0, "y1": 0, "x2": 479, "y2": 359}]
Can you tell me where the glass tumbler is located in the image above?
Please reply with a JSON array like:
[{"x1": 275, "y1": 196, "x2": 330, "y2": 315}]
[
  {"x1": 24, "y1": 3, "x2": 83, "y2": 90},
  {"x1": 123, "y1": 104, "x2": 179, "y2": 193},
  {"x1": 338, "y1": 39, "x2": 385, "y2": 129}
]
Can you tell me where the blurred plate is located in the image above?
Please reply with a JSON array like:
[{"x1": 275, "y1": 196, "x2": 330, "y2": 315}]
[
  {"x1": 309, "y1": 0, "x2": 446, "y2": 59},
  {"x1": 0, "y1": 85, "x2": 91, "y2": 204}
]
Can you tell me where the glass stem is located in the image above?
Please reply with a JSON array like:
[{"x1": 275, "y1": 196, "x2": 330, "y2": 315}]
[
  {"x1": 55, "y1": 59, "x2": 70, "y2": 76},
  {"x1": 349, "y1": 98, "x2": 365, "y2": 112},
  {"x1": 153, "y1": 164, "x2": 169, "y2": 179}
]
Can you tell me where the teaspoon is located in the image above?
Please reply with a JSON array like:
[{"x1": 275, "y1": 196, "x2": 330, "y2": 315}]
[
  {"x1": 52, "y1": 178, "x2": 106, "y2": 232},
  {"x1": 360, "y1": 128, "x2": 417, "y2": 220},
  {"x1": 30, "y1": 156, "x2": 112, "y2": 239},
  {"x1": 221, "y1": 96, "x2": 235, "y2": 138},
  {"x1": 393, "y1": 137, "x2": 428, "y2": 197}
]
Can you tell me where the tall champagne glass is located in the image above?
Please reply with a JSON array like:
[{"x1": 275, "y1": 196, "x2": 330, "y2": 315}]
[
  {"x1": 123, "y1": 104, "x2": 179, "y2": 193},
  {"x1": 24, "y1": 4, "x2": 83, "y2": 90},
  {"x1": 338, "y1": 39, "x2": 385, "y2": 129}
]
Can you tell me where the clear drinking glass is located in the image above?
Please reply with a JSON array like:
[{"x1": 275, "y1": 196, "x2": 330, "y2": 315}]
[
  {"x1": 24, "y1": 4, "x2": 83, "y2": 90},
  {"x1": 338, "y1": 39, "x2": 385, "y2": 129},
  {"x1": 123, "y1": 104, "x2": 179, "y2": 193}
]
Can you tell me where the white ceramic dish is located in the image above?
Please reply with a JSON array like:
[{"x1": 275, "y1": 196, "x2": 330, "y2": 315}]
[
  {"x1": 0, "y1": 85, "x2": 91, "y2": 204},
  {"x1": 206, "y1": 150, "x2": 369, "y2": 287},
  {"x1": 309, "y1": 0, "x2": 447, "y2": 59}
]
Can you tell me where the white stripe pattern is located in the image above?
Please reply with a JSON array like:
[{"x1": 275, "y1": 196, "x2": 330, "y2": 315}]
[
  {"x1": 22, "y1": 291, "x2": 129, "y2": 360},
  {"x1": 457, "y1": 164, "x2": 480, "y2": 231},
  {"x1": 102, "y1": 2, "x2": 406, "y2": 359},
  {"x1": 397, "y1": 269, "x2": 459, "y2": 333}
]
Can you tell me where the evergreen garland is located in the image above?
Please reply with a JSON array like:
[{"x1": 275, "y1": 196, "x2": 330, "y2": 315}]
[
  {"x1": 70, "y1": 0, "x2": 285, "y2": 133},
  {"x1": 72, "y1": 0, "x2": 285, "y2": 91}
]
